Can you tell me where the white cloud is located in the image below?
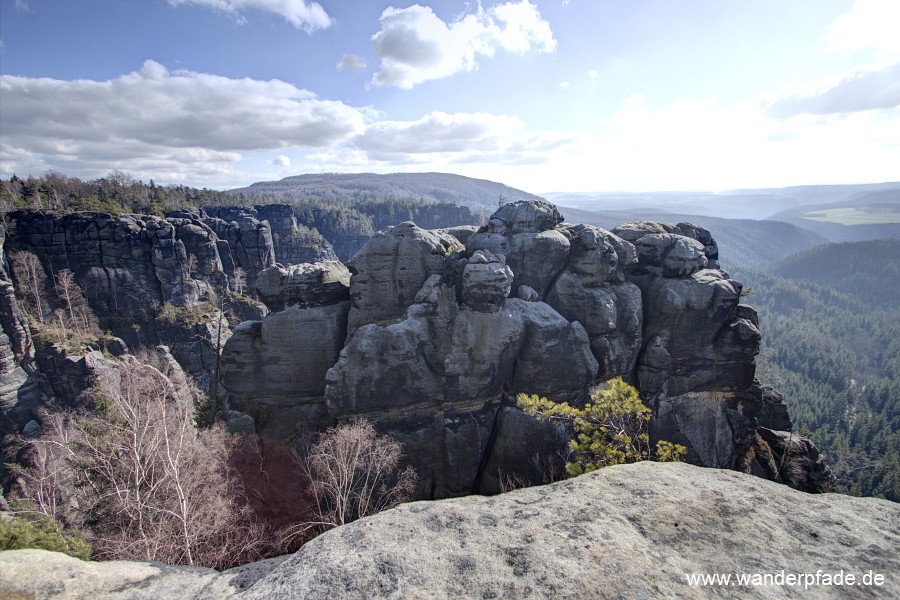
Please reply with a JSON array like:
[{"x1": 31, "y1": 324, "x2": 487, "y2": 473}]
[
  {"x1": 762, "y1": 60, "x2": 900, "y2": 117},
  {"x1": 168, "y1": 0, "x2": 332, "y2": 32},
  {"x1": 14, "y1": 0, "x2": 31, "y2": 13},
  {"x1": 0, "y1": 60, "x2": 366, "y2": 184},
  {"x1": 272, "y1": 154, "x2": 292, "y2": 167},
  {"x1": 337, "y1": 54, "x2": 368, "y2": 71},
  {"x1": 558, "y1": 81, "x2": 570, "y2": 89},
  {"x1": 825, "y1": 0, "x2": 900, "y2": 58},
  {"x1": 371, "y1": 1, "x2": 555, "y2": 89}
]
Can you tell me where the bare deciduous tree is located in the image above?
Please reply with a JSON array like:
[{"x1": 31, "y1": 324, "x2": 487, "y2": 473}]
[
  {"x1": 53, "y1": 269, "x2": 98, "y2": 336},
  {"x1": 9, "y1": 250, "x2": 47, "y2": 324},
  {"x1": 231, "y1": 267, "x2": 247, "y2": 296},
  {"x1": 11, "y1": 351, "x2": 273, "y2": 569},
  {"x1": 297, "y1": 419, "x2": 416, "y2": 536},
  {"x1": 8, "y1": 413, "x2": 75, "y2": 524}
]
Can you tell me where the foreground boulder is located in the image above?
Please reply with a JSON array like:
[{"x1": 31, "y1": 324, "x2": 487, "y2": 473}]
[{"x1": 2, "y1": 462, "x2": 896, "y2": 599}]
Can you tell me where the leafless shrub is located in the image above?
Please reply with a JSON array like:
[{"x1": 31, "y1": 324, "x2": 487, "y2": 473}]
[{"x1": 498, "y1": 469, "x2": 528, "y2": 493}]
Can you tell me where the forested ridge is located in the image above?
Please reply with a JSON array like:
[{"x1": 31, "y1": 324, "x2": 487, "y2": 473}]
[
  {"x1": 731, "y1": 239, "x2": 900, "y2": 501},
  {"x1": 0, "y1": 172, "x2": 477, "y2": 245}
]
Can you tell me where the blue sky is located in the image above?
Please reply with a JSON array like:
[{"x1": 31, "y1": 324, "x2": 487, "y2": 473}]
[{"x1": 0, "y1": 0, "x2": 898, "y2": 193}]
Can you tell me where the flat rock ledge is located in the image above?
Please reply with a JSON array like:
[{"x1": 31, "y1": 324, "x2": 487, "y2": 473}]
[{"x1": 2, "y1": 462, "x2": 897, "y2": 599}]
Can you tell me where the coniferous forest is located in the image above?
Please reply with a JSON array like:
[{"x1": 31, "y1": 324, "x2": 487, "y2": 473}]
[{"x1": 732, "y1": 240, "x2": 900, "y2": 501}]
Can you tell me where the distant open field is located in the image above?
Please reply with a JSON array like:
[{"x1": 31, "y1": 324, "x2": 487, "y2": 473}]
[{"x1": 801, "y1": 204, "x2": 900, "y2": 225}]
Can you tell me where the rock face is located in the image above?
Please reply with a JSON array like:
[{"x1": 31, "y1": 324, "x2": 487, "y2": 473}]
[
  {"x1": 5, "y1": 211, "x2": 202, "y2": 347},
  {"x1": 0, "y1": 226, "x2": 42, "y2": 436},
  {"x1": 2, "y1": 462, "x2": 896, "y2": 600},
  {"x1": 215, "y1": 200, "x2": 830, "y2": 497},
  {"x1": 2, "y1": 207, "x2": 335, "y2": 395},
  {"x1": 612, "y1": 221, "x2": 769, "y2": 473},
  {"x1": 219, "y1": 262, "x2": 352, "y2": 437},
  {"x1": 255, "y1": 261, "x2": 350, "y2": 312},
  {"x1": 203, "y1": 205, "x2": 337, "y2": 275},
  {"x1": 345, "y1": 221, "x2": 462, "y2": 333}
]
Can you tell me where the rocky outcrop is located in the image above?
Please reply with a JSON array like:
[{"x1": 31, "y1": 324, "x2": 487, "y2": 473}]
[
  {"x1": 215, "y1": 200, "x2": 830, "y2": 497},
  {"x1": 546, "y1": 223, "x2": 642, "y2": 379},
  {"x1": 1, "y1": 200, "x2": 826, "y2": 497},
  {"x1": 219, "y1": 262, "x2": 352, "y2": 437},
  {"x1": 345, "y1": 221, "x2": 463, "y2": 334},
  {"x1": 611, "y1": 220, "x2": 771, "y2": 474},
  {"x1": 3, "y1": 208, "x2": 335, "y2": 391},
  {"x1": 2, "y1": 462, "x2": 896, "y2": 600}
]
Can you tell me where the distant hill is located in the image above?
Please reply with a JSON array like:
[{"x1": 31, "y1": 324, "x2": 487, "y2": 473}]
[
  {"x1": 544, "y1": 191, "x2": 798, "y2": 221},
  {"x1": 545, "y1": 182, "x2": 900, "y2": 225},
  {"x1": 767, "y1": 188, "x2": 900, "y2": 242},
  {"x1": 555, "y1": 206, "x2": 828, "y2": 271},
  {"x1": 230, "y1": 172, "x2": 545, "y2": 211}
]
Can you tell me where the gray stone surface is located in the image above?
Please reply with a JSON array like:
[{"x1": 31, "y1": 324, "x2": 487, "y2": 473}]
[
  {"x1": 634, "y1": 233, "x2": 709, "y2": 277},
  {"x1": 219, "y1": 302, "x2": 350, "y2": 437},
  {"x1": 346, "y1": 221, "x2": 463, "y2": 333},
  {"x1": 490, "y1": 199, "x2": 564, "y2": 234},
  {"x1": 3, "y1": 462, "x2": 896, "y2": 600},
  {"x1": 255, "y1": 261, "x2": 350, "y2": 312},
  {"x1": 460, "y1": 250, "x2": 513, "y2": 312},
  {"x1": 613, "y1": 220, "x2": 719, "y2": 269},
  {"x1": 326, "y1": 288, "x2": 599, "y2": 497}
]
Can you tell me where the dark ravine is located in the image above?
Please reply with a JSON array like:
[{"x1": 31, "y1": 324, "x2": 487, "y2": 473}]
[{"x1": 1, "y1": 462, "x2": 896, "y2": 600}]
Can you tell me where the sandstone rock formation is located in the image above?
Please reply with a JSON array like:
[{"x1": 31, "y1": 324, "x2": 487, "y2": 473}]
[
  {"x1": 1, "y1": 200, "x2": 830, "y2": 498},
  {"x1": 215, "y1": 199, "x2": 830, "y2": 497},
  {"x1": 0, "y1": 206, "x2": 333, "y2": 400},
  {"x1": 2, "y1": 462, "x2": 895, "y2": 599},
  {"x1": 202, "y1": 205, "x2": 337, "y2": 277}
]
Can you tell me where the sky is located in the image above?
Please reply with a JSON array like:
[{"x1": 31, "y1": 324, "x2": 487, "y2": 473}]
[{"x1": 0, "y1": 0, "x2": 898, "y2": 193}]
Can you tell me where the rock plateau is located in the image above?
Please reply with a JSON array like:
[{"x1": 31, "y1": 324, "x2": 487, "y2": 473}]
[{"x1": 1, "y1": 462, "x2": 895, "y2": 599}]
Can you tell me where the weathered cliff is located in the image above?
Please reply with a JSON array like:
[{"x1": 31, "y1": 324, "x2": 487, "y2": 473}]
[
  {"x1": 1, "y1": 200, "x2": 830, "y2": 496},
  {"x1": 1, "y1": 462, "x2": 895, "y2": 599},
  {"x1": 0, "y1": 227, "x2": 42, "y2": 437},
  {"x1": 218, "y1": 200, "x2": 829, "y2": 497},
  {"x1": 0, "y1": 206, "x2": 331, "y2": 401}
]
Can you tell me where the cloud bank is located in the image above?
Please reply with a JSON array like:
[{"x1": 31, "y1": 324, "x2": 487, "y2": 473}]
[
  {"x1": 825, "y1": 0, "x2": 900, "y2": 58},
  {"x1": 0, "y1": 60, "x2": 365, "y2": 184},
  {"x1": 371, "y1": 0, "x2": 555, "y2": 89},
  {"x1": 349, "y1": 111, "x2": 574, "y2": 164},
  {"x1": 0, "y1": 60, "x2": 576, "y2": 186}
]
